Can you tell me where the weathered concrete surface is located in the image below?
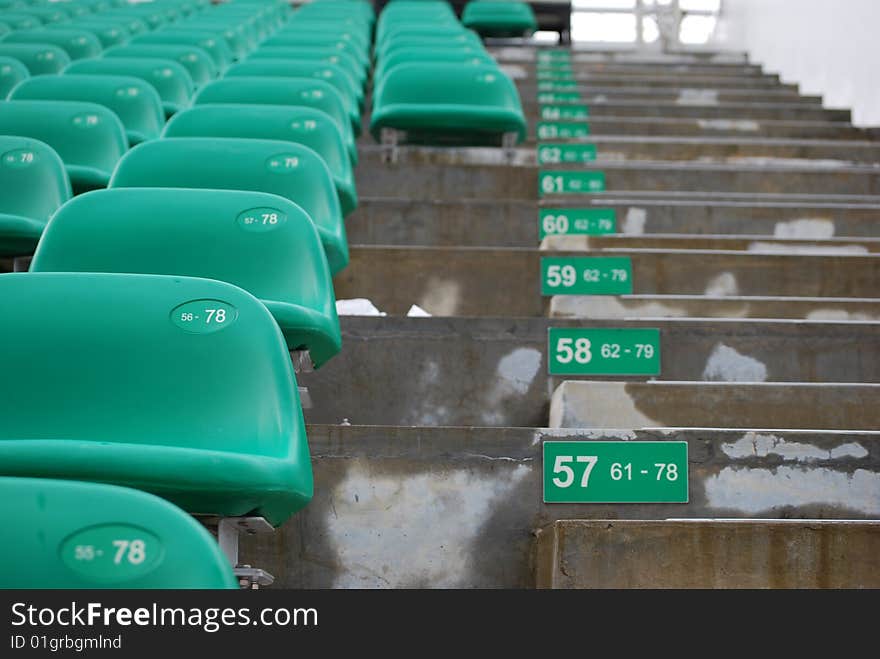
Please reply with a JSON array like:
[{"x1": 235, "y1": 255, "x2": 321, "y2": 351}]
[
  {"x1": 522, "y1": 74, "x2": 796, "y2": 90},
  {"x1": 542, "y1": 234, "x2": 880, "y2": 253},
  {"x1": 300, "y1": 317, "x2": 880, "y2": 427},
  {"x1": 346, "y1": 198, "x2": 880, "y2": 247},
  {"x1": 549, "y1": 294, "x2": 880, "y2": 321},
  {"x1": 335, "y1": 247, "x2": 880, "y2": 315},
  {"x1": 492, "y1": 48, "x2": 751, "y2": 66},
  {"x1": 355, "y1": 157, "x2": 880, "y2": 199},
  {"x1": 549, "y1": 381, "x2": 880, "y2": 430},
  {"x1": 523, "y1": 63, "x2": 772, "y2": 77},
  {"x1": 521, "y1": 100, "x2": 850, "y2": 122},
  {"x1": 239, "y1": 425, "x2": 880, "y2": 588},
  {"x1": 536, "y1": 520, "x2": 880, "y2": 589},
  {"x1": 518, "y1": 85, "x2": 814, "y2": 104}
]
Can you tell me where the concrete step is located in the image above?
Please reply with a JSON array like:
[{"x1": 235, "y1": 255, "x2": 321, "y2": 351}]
[
  {"x1": 521, "y1": 99, "x2": 850, "y2": 123},
  {"x1": 355, "y1": 156, "x2": 880, "y2": 198},
  {"x1": 301, "y1": 317, "x2": 880, "y2": 427},
  {"x1": 516, "y1": 83, "x2": 815, "y2": 104},
  {"x1": 521, "y1": 62, "x2": 772, "y2": 77},
  {"x1": 542, "y1": 234, "x2": 880, "y2": 253},
  {"x1": 550, "y1": 380, "x2": 880, "y2": 430},
  {"x1": 536, "y1": 520, "x2": 880, "y2": 589},
  {"x1": 335, "y1": 248, "x2": 880, "y2": 311},
  {"x1": 491, "y1": 48, "x2": 751, "y2": 66},
  {"x1": 240, "y1": 425, "x2": 880, "y2": 588},
  {"x1": 347, "y1": 198, "x2": 880, "y2": 246},
  {"x1": 549, "y1": 295, "x2": 880, "y2": 321},
  {"x1": 515, "y1": 73, "x2": 797, "y2": 90}
]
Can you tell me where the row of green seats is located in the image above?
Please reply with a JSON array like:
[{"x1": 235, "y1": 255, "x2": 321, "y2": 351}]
[
  {"x1": 0, "y1": 0, "x2": 371, "y2": 589},
  {"x1": 370, "y1": 0, "x2": 527, "y2": 147},
  {"x1": 462, "y1": 1, "x2": 538, "y2": 39}
]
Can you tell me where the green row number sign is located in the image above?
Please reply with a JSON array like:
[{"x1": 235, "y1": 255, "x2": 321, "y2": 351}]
[
  {"x1": 540, "y1": 104, "x2": 589, "y2": 120},
  {"x1": 536, "y1": 121, "x2": 590, "y2": 140},
  {"x1": 537, "y1": 91, "x2": 582, "y2": 103},
  {"x1": 537, "y1": 143, "x2": 597, "y2": 165},
  {"x1": 541, "y1": 256, "x2": 632, "y2": 295},
  {"x1": 543, "y1": 441, "x2": 689, "y2": 503},
  {"x1": 548, "y1": 328, "x2": 661, "y2": 376},
  {"x1": 537, "y1": 70, "x2": 574, "y2": 81},
  {"x1": 538, "y1": 81, "x2": 578, "y2": 91},
  {"x1": 539, "y1": 170, "x2": 606, "y2": 195},
  {"x1": 537, "y1": 50, "x2": 570, "y2": 61},
  {"x1": 539, "y1": 208, "x2": 616, "y2": 238}
]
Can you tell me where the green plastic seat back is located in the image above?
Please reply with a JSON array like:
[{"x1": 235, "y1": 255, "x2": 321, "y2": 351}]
[
  {"x1": 9, "y1": 74, "x2": 164, "y2": 144},
  {"x1": 259, "y1": 33, "x2": 367, "y2": 66},
  {"x1": 164, "y1": 103, "x2": 357, "y2": 215},
  {"x1": 177, "y1": 18, "x2": 258, "y2": 52},
  {"x1": 104, "y1": 44, "x2": 216, "y2": 87},
  {"x1": 377, "y1": 32, "x2": 484, "y2": 60},
  {"x1": 248, "y1": 46, "x2": 365, "y2": 85},
  {"x1": 0, "y1": 477, "x2": 239, "y2": 589},
  {"x1": 64, "y1": 56, "x2": 194, "y2": 116},
  {"x1": 31, "y1": 187, "x2": 342, "y2": 364},
  {"x1": 0, "y1": 53, "x2": 28, "y2": 96},
  {"x1": 81, "y1": 14, "x2": 149, "y2": 37},
  {"x1": 375, "y1": 46, "x2": 495, "y2": 83},
  {"x1": 0, "y1": 135, "x2": 70, "y2": 255},
  {"x1": 110, "y1": 137, "x2": 349, "y2": 273},
  {"x1": 151, "y1": 25, "x2": 243, "y2": 60},
  {"x1": 377, "y1": 23, "x2": 474, "y2": 48},
  {"x1": 0, "y1": 12, "x2": 41, "y2": 30},
  {"x1": 100, "y1": 7, "x2": 169, "y2": 30},
  {"x1": 0, "y1": 99, "x2": 127, "y2": 191},
  {"x1": 274, "y1": 24, "x2": 370, "y2": 52},
  {"x1": 0, "y1": 22, "x2": 8, "y2": 39},
  {"x1": 3, "y1": 29, "x2": 103, "y2": 60},
  {"x1": 16, "y1": 6, "x2": 71, "y2": 24},
  {"x1": 286, "y1": 17, "x2": 371, "y2": 41},
  {"x1": 131, "y1": 32, "x2": 233, "y2": 72},
  {"x1": 462, "y1": 1, "x2": 538, "y2": 36},
  {"x1": 371, "y1": 61, "x2": 527, "y2": 143},
  {"x1": 0, "y1": 42, "x2": 70, "y2": 75},
  {"x1": 0, "y1": 272, "x2": 312, "y2": 526},
  {"x1": 226, "y1": 58, "x2": 362, "y2": 110},
  {"x1": 193, "y1": 76, "x2": 356, "y2": 163},
  {"x1": 50, "y1": 20, "x2": 131, "y2": 48}
]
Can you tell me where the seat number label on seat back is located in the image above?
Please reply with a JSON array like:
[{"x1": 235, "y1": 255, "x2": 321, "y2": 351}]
[
  {"x1": 538, "y1": 143, "x2": 597, "y2": 165},
  {"x1": 539, "y1": 171, "x2": 606, "y2": 195},
  {"x1": 2, "y1": 149, "x2": 36, "y2": 168},
  {"x1": 541, "y1": 256, "x2": 633, "y2": 295},
  {"x1": 548, "y1": 328, "x2": 661, "y2": 376},
  {"x1": 61, "y1": 525, "x2": 162, "y2": 583},
  {"x1": 171, "y1": 299, "x2": 238, "y2": 334},
  {"x1": 543, "y1": 441, "x2": 688, "y2": 503},
  {"x1": 237, "y1": 207, "x2": 287, "y2": 232},
  {"x1": 539, "y1": 208, "x2": 616, "y2": 238}
]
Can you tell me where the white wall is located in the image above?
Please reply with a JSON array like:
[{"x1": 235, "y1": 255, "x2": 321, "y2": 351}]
[{"x1": 713, "y1": 0, "x2": 880, "y2": 127}]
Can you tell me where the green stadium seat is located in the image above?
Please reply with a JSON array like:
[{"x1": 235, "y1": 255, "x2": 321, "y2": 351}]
[
  {"x1": 259, "y1": 34, "x2": 367, "y2": 68},
  {"x1": 0, "y1": 477, "x2": 239, "y2": 589},
  {"x1": 64, "y1": 57, "x2": 194, "y2": 117},
  {"x1": 0, "y1": 99, "x2": 127, "y2": 192},
  {"x1": 158, "y1": 25, "x2": 247, "y2": 60},
  {"x1": 0, "y1": 22, "x2": 8, "y2": 39},
  {"x1": 0, "y1": 54, "x2": 28, "y2": 96},
  {"x1": 164, "y1": 104, "x2": 357, "y2": 215},
  {"x1": 130, "y1": 31, "x2": 233, "y2": 72},
  {"x1": 0, "y1": 13, "x2": 41, "y2": 30},
  {"x1": 104, "y1": 44, "x2": 216, "y2": 88},
  {"x1": 376, "y1": 32, "x2": 485, "y2": 60},
  {"x1": 462, "y1": 1, "x2": 538, "y2": 37},
  {"x1": 109, "y1": 137, "x2": 349, "y2": 274},
  {"x1": 376, "y1": 23, "x2": 474, "y2": 48},
  {"x1": 14, "y1": 6, "x2": 72, "y2": 24},
  {"x1": 79, "y1": 14, "x2": 150, "y2": 37},
  {"x1": 31, "y1": 188, "x2": 343, "y2": 365},
  {"x1": 226, "y1": 58, "x2": 363, "y2": 112},
  {"x1": 248, "y1": 46, "x2": 366, "y2": 89},
  {"x1": 100, "y1": 7, "x2": 171, "y2": 30},
  {"x1": 374, "y1": 46, "x2": 495, "y2": 83},
  {"x1": 48, "y1": 20, "x2": 131, "y2": 49},
  {"x1": 371, "y1": 61, "x2": 527, "y2": 146},
  {"x1": 9, "y1": 74, "x2": 164, "y2": 145},
  {"x1": 2, "y1": 28, "x2": 103, "y2": 60},
  {"x1": 0, "y1": 43, "x2": 70, "y2": 75},
  {"x1": 285, "y1": 17, "x2": 372, "y2": 43},
  {"x1": 176, "y1": 18, "x2": 259, "y2": 53},
  {"x1": 0, "y1": 272, "x2": 313, "y2": 527},
  {"x1": 274, "y1": 24, "x2": 371, "y2": 53},
  {"x1": 0, "y1": 135, "x2": 70, "y2": 256},
  {"x1": 193, "y1": 77, "x2": 357, "y2": 162}
]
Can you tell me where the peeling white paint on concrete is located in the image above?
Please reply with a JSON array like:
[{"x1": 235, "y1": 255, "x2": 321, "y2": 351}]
[
  {"x1": 721, "y1": 432, "x2": 869, "y2": 461},
  {"x1": 550, "y1": 295, "x2": 691, "y2": 319},
  {"x1": 336, "y1": 298, "x2": 387, "y2": 316},
  {"x1": 400, "y1": 360, "x2": 451, "y2": 426},
  {"x1": 805, "y1": 308, "x2": 880, "y2": 321},
  {"x1": 406, "y1": 304, "x2": 431, "y2": 317},
  {"x1": 697, "y1": 118, "x2": 760, "y2": 132},
  {"x1": 773, "y1": 218, "x2": 835, "y2": 239},
  {"x1": 534, "y1": 428, "x2": 641, "y2": 444},
  {"x1": 549, "y1": 381, "x2": 659, "y2": 429},
  {"x1": 704, "y1": 272, "x2": 739, "y2": 296},
  {"x1": 702, "y1": 344, "x2": 767, "y2": 382},
  {"x1": 420, "y1": 277, "x2": 461, "y2": 317},
  {"x1": 325, "y1": 462, "x2": 532, "y2": 588},
  {"x1": 728, "y1": 157, "x2": 852, "y2": 169},
  {"x1": 677, "y1": 89, "x2": 720, "y2": 106},
  {"x1": 622, "y1": 207, "x2": 647, "y2": 234},
  {"x1": 704, "y1": 466, "x2": 880, "y2": 515},
  {"x1": 481, "y1": 348, "x2": 542, "y2": 425}
]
